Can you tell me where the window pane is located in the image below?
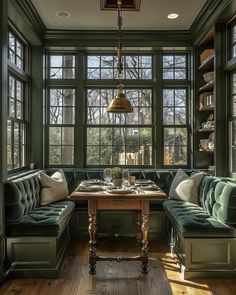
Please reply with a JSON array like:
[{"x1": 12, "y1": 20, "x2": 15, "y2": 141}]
[
  {"x1": 164, "y1": 127, "x2": 187, "y2": 165},
  {"x1": 233, "y1": 25, "x2": 236, "y2": 43},
  {"x1": 87, "y1": 146, "x2": 99, "y2": 165},
  {"x1": 13, "y1": 145, "x2": 20, "y2": 168},
  {"x1": 62, "y1": 127, "x2": 74, "y2": 145},
  {"x1": 9, "y1": 76, "x2": 15, "y2": 98},
  {"x1": 163, "y1": 88, "x2": 187, "y2": 126},
  {"x1": 16, "y1": 81, "x2": 23, "y2": 101},
  {"x1": 61, "y1": 146, "x2": 74, "y2": 164},
  {"x1": 100, "y1": 146, "x2": 112, "y2": 165},
  {"x1": 49, "y1": 55, "x2": 75, "y2": 79},
  {"x1": 8, "y1": 31, "x2": 24, "y2": 70},
  {"x1": 49, "y1": 89, "x2": 75, "y2": 124},
  {"x1": 49, "y1": 127, "x2": 61, "y2": 145},
  {"x1": 7, "y1": 145, "x2": 12, "y2": 170},
  {"x1": 16, "y1": 101, "x2": 22, "y2": 119},
  {"x1": 163, "y1": 54, "x2": 187, "y2": 80},
  {"x1": 49, "y1": 146, "x2": 61, "y2": 165},
  {"x1": 163, "y1": 108, "x2": 174, "y2": 125},
  {"x1": 87, "y1": 56, "x2": 100, "y2": 67},
  {"x1": 86, "y1": 127, "x2": 152, "y2": 165},
  {"x1": 49, "y1": 126, "x2": 74, "y2": 165}
]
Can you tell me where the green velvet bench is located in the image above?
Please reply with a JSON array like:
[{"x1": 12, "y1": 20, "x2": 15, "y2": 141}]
[
  {"x1": 5, "y1": 171, "x2": 75, "y2": 278},
  {"x1": 163, "y1": 176, "x2": 236, "y2": 279}
]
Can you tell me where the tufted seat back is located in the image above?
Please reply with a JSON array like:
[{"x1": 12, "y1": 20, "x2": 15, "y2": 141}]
[
  {"x1": 199, "y1": 176, "x2": 236, "y2": 226},
  {"x1": 5, "y1": 171, "x2": 41, "y2": 224}
]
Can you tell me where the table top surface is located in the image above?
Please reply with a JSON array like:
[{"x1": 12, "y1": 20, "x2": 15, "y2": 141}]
[{"x1": 70, "y1": 187, "x2": 167, "y2": 201}]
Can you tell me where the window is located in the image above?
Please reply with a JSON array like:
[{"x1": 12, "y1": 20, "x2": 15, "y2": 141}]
[
  {"x1": 232, "y1": 25, "x2": 236, "y2": 58},
  {"x1": 48, "y1": 88, "x2": 75, "y2": 165},
  {"x1": 231, "y1": 71, "x2": 236, "y2": 116},
  {"x1": 45, "y1": 51, "x2": 190, "y2": 168},
  {"x1": 85, "y1": 53, "x2": 153, "y2": 166},
  {"x1": 228, "y1": 23, "x2": 236, "y2": 174},
  {"x1": 163, "y1": 54, "x2": 187, "y2": 79},
  {"x1": 87, "y1": 54, "x2": 152, "y2": 79},
  {"x1": 8, "y1": 31, "x2": 24, "y2": 70},
  {"x1": 86, "y1": 88, "x2": 152, "y2": 165},
  {"x1": 7, "y1": 30, "x2": 28, "y2": 172},
  {"x1": 49, "y1": 55, "x2": 75, "y2": 79},
  {"x1": 229, "y1": 71, "x2": 236, "y2": 173},
  {"x1": 162, "y1": 52, "x2": 189, "y2": 166},
  {"x1": 163, "y1": 89, "x2": 188, "y2": 165}
]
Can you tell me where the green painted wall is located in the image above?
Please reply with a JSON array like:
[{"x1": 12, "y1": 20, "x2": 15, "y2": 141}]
[{"x1": 0, "y1": 0, "x2": 8, "y2": 280}]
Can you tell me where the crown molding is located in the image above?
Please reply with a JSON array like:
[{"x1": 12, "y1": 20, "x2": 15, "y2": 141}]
[
  {"x1": 43, "y1": 29, "x2": 192, "y2": 48},
  {"x1": 190, "y1": 0, "x2": 231, "y2": 45},
  {"x1": 14, "y1": 0, "x2": 46, "y2": 38}
]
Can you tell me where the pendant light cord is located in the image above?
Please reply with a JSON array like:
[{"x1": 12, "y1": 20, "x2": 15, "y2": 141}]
[{"x1": 117, "y1": 0, "x2": 123, "y2": 87}]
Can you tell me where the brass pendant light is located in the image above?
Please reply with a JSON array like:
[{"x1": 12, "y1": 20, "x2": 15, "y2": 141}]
[{"x1": 107, "y1": 0, "x2": 133, "y2": 113}]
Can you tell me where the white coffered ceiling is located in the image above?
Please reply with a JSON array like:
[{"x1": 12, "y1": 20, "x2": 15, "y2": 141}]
[{"x1": 30, "y1": 0, "x2": 207, "y2": 30}]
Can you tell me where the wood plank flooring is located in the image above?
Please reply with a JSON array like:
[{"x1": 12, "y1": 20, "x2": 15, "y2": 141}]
[{"x1": 1, "y1": 238, "x2": 236, "y2": 295}]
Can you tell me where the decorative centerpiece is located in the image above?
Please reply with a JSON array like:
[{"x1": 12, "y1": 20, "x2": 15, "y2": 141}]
[{"x1": 112, "y1": 167, "x2": 122, "y2": 187}]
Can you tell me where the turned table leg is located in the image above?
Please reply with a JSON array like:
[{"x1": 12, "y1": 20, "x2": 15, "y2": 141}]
[
  {"x1": 88, "y1": 200, "x2": 97, "y2": 275},
  {"x1": 136, "y1": 210, "x2": 142, "y2": 245},
  {"x1": 141, "y1": 200, "x2": 149, "y2": 274}
]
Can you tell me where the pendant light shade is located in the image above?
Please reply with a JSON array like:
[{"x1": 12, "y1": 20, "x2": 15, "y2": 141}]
[
  {"x1": 107, "y1": 85, "x2": 133, "y2": 113},
  {"x1": 107, "y1": 0, "x2": 133, "y2": 113}
]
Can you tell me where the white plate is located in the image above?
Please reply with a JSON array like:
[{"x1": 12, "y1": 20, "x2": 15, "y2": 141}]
[
  {"x1": 82, "y1": 179, "x2": 104, "y2": 185},
  {"x1": 135, "y1": 179, "x2": 153, "y2": 185},
  {"x1": 138, "y1": 185, "x2": 160, "y2": 191},
  {"x1": 77, "y1": 185, "x2": 103, "y2": 192},
  {"x1": 106, "y1": 188, "x2": 134, "y2": 195},
  {"x1": 135, "y1": 179, "x2": 153, "y2": 184}
]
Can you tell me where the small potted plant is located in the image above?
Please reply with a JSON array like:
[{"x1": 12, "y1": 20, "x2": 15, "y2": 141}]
[{"x1": 112, "y1": 167, "x2": 122, "y2": 187}]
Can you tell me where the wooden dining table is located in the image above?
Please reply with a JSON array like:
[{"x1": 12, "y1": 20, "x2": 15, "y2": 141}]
[{"x1": 70, "y1": 186, "x2": 167, "y2": 275}]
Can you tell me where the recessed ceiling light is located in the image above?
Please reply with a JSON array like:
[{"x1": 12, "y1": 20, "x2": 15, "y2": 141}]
[
  {"x1": 167, "y1": 13, "x2": 179, "y2": 19},
  {"x1": 56, "y1": 11, "x2": 71, "y2": 18}
]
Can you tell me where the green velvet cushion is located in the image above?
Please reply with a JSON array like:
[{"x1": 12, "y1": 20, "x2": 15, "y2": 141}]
[
  {"x1": 5, "y1": 172, "x2": 41, "y2": 224},
  {"x1": 87, "y1": 171, "x2": 103, "y2": 179},
  {"x1": 129, "y1": 171, "x2": 144, "y2": 180},
  {"x1": 6, "y1": 200, "x2": 75, "y2": 236},
  {"x1": 199, "y1": 176, "x2": 236, "y2": 226},
  {"x1": 212, "y1": 181, "x2": 236, "y2": 226},
  {"x1": 156, "y1": 171, "x2": 174, "y2": 194},
  {"x1": 163, "y1": 200, "x2": 235, "y2": 238}
]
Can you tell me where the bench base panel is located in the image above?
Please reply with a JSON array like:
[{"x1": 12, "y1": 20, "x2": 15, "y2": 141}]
[
  {"x1": 170, "y1": 225, "x2": 236, "y2": 279},
  {"x1": 6, "y1": 224, "x2": 70, "y2": 278}
]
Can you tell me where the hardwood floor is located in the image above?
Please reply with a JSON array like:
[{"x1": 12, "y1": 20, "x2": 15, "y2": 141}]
[{"x1": 1, "y1": 238, "x2": 236, "y2": 295}]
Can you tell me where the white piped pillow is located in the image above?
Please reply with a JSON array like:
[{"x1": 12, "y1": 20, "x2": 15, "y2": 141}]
[
  {"x1": 38, "y1": 169, "x2": 69, "y2": 205},
  {"x1": 169, "y1": 169, "x2": 204, "y2": 205}
]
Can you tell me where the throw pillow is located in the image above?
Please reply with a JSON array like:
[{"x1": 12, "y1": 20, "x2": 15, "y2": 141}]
[
  {"x1": 169, "y1": 169, "x2": 204, "y2": 205},
  {"x1": 38, "y1": 169, "x2": 69, "y2": 205},
  {"x1": 169, "y1": 169, "x2": 189, "y2": 199}
]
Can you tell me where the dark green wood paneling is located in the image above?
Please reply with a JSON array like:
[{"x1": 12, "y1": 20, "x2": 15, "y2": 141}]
[
  {"x1": 6, "y1": 225, "x2": 71, "y2": 278},
  {"x1": 30, "y1": 46, "x2": 44, "y2": 168},
  {"x1": 14, "y1": 0, "x2": 46, "y2": 37},
  {"x1": 0, "y1": 0, "x2": 8, "y2": 280},
  {"x1": 76, "y1": 51, "x2": 86, "y2": 167},
  {"x1": 191, "y1": 0, "x2": 231, "y2": 46},
  {"x1": 214, "y1": 24, "x2": 228, "y2": 176},
  {"x1": 8, "y1": 0, "x2": 42, "y2": 46},
  {"x1": 43, "y1": 30, "x2": 192, "y2": 48},
  {"x1": 154, "y1": 51, "x2": 163, "y2": 168}
]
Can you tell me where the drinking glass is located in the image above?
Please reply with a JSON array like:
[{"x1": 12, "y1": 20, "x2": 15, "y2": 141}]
[
  {"x1": 122, "y1": 169, "x2": 130, "y2": 187},
  {"x1": 103, "y1": 168, "x2": 112, "y2": 186}
]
